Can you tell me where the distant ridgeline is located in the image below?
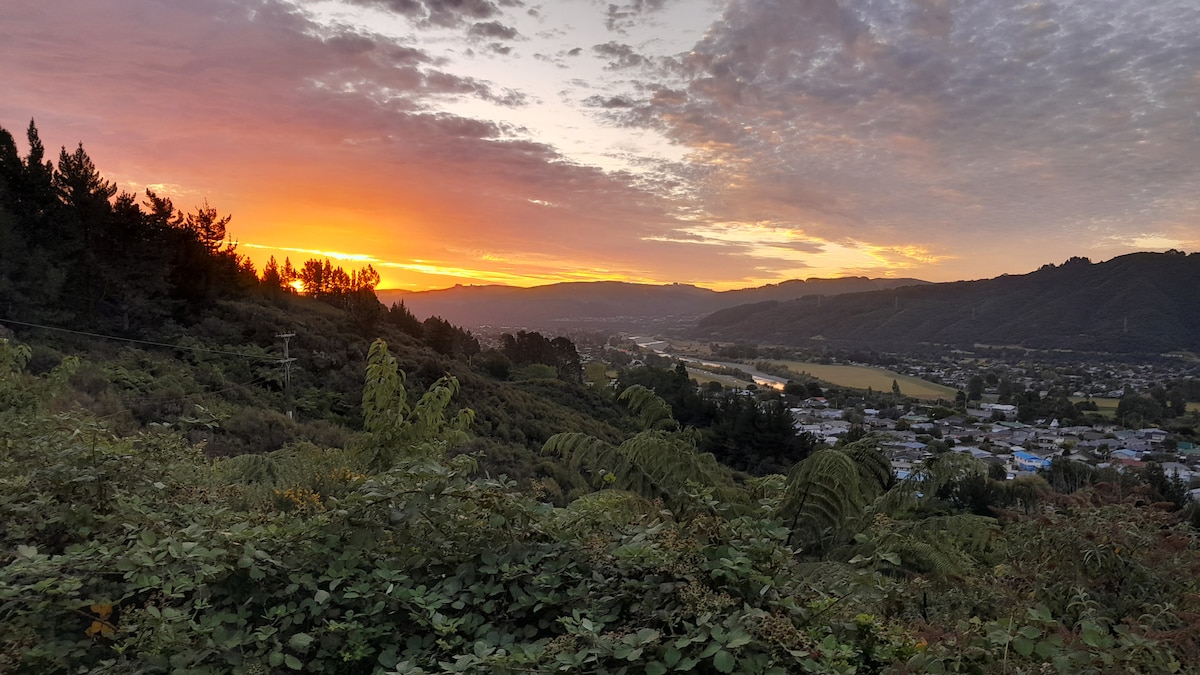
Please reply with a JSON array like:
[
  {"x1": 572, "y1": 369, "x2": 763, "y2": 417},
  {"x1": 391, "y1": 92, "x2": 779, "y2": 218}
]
[
  {"x1": 694, "y1": 252, "x2": 1200, "y2": 354},
  {"x1": 375, "y1": 276, "x2": 928, "y2": 330}
]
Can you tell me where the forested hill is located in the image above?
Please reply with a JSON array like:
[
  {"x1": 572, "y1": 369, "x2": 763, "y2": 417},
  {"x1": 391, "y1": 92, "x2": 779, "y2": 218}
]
[
  {"x1": 695, "y1": 252, "x2": 1200, "y2": 353},
  {"x1": 376, "y1": 276, "x2": 926, "y2": 330},
  {"x1": 0, "y1": 120, "x2": 635, "y2": 480},
  {"x1": 7, "y1": 122, "x2": 1200, "y2": 674}
]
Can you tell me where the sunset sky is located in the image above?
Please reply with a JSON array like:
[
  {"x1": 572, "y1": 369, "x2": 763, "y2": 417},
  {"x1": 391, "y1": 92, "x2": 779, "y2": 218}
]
[{"x1": 3, "y1": 0, "x2": 1199, "y2": 290}]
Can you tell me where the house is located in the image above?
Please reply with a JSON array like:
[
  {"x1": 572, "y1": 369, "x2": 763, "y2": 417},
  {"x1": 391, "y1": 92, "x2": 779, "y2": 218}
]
[
  {"x1": 954, "y1": 446, "x2": 993, "y2": 461},
  {"x1": 1114, "y1": 458, "x2": 1146, "y2": 471},
  {"x1": 1013, "y1": 450, "x2": 1051, "y2": 472},
  {"x1": 1137, "y1": 428, "x2": 1167, "y2": 444},
  {"x1": 1161, "y1": 462, "x2": 1196, "y2": 484}
]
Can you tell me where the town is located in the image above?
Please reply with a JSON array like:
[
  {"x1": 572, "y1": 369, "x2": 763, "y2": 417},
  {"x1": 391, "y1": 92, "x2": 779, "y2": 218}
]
[{"x1": 573, "y1": 333, "x2": 1200, "y2": 499}]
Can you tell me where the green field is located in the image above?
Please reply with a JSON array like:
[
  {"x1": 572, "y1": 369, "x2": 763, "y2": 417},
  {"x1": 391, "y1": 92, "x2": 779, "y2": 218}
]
[
  {"x1": 686, "y1": 367, "x2": 750, "y2": 389},
  {"x1": 770, "y1": 361, "x2": 959, "y2": 400},
  {"x1": 1070, "y1": 397, "x2": 1119, "y2": 416},
  {"x1": 1070, "y1": 397, "x2": 1200, "y2": 417}
]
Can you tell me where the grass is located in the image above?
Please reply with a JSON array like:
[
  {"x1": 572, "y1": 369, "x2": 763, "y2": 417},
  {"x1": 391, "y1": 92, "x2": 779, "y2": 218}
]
[
  {"x1": 1070, "y1": 397, "x2": 1120, "y2": 417},
  {"x1": 686, "y1": 367, "x2": 752, "y2": 389},
  {"x1": 1071, "y1": 397, "x2": 1200, "y2": 417},
  {"x1": 769, "y1": 360, "x2": 959, "y2": 400}
]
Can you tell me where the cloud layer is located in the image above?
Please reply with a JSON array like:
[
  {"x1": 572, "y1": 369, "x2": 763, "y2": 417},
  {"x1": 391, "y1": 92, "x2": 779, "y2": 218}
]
[{"x1": 1, "y1": 0, "x2": 1198, "y2": 289}]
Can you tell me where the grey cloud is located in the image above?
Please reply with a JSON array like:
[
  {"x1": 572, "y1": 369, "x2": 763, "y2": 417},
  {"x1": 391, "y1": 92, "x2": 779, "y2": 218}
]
[
  {"x1": 632, "y1": 0, "x2": 1200, "y2": 252},
  {"x1": 422, "y1": 71, "x2": 527, "y2": 105},
  {"x1": 350, "y1": 0, "x2": 424, "y2": 18},
  {"x1": 324, "y1": 33, "x2": 377, "y2": 54},
  {"x1": 469, "y1": 20, "x2": 520, "y2": 40},
  {"x1": 583, "y1": 95, "x2": 633, "y2": 108},
  {"x1": 605, "y1": 0, "x2": 669, "y2": 33},
  {"x1": 345, "y1": 0, "x2": 501, "y2": 26},
  {"x1": 423, "y1": 0, "x2": 502, "y2": 24},
  {"x1": 388, "y1": 46, "x2": 433, "y2": 65},
  {"x1": 592, "y1": 41, "x2": 649, "y2": 69},
  {"x1": 0, "y1": 0, "x2": 794, "y2": 284}
]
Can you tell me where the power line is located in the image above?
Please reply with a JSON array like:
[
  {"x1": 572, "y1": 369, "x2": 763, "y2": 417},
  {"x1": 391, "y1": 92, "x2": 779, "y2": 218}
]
[
  {"x1": 0, "y1": 317, "x2": 280, "y2": 362},
  {"x1": 277, "y1": 332, "x2": 297, "y2": 420},
  {"x1": 92, "y1": 373, "x2": 279, "y2": 422}
]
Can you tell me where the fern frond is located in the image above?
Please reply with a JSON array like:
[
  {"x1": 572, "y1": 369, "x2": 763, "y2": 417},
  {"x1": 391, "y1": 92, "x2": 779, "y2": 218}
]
[
  {"x1": 218, "y1": 453, "x2": 283, "y2": 485},
  {"x1": 873, "y1": 451, "x2": 988, "y2": 518},
  {"x1": 844, "y1": 512, "x2": 999, "y2": 580},
  {"x1": 780, "y1": 449, "x2": 871, "y2": 552},
  {"x1": 842, "y1": 435, "x2": 894, "y2": 500},
  {"x1": 543, "y1": 429, "x2": 744, "y2": 513},
  {"x1": 553, "y1": 489, "x2": 657, "y2": 535},
  {"x1": 543, "y1": 432, "x2": 616, "y2": 475},
  {"x1": 618, "y1": 384, "x2": 680, "y2": 431}
]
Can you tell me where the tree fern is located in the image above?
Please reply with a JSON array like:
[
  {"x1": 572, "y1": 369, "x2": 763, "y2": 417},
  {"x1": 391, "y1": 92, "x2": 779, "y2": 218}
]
[
  {"x1": 543, "y1": 427, "x2": 743, "y2": 515},
  {"x1": 551, "y1": 489, "x2": 658, "y2": 535},
  {"x1": 779, "y1": 449, "x2": 872, "y2": 552},
  {"x1": 846, "y1": 513, "x2": 998, "y2": 580},
  {"x1": 844, "y1": 436, "x2": 894, "y2": 500},
  {"x1": 618, "y1": 384, "x2": 680, "y2": 431},
  {"x1": 873, "y1": 450, "x2": 988, "y2": 518}
]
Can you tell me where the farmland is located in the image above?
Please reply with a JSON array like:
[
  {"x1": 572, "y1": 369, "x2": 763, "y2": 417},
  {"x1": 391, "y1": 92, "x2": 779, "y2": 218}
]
[{"x1": 767, "y1": 360, "x2": 959, "y2": 400}]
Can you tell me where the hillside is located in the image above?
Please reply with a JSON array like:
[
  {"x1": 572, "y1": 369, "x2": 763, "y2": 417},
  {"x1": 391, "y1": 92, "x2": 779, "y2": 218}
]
[
  {"x1": 6, "y1": 122, "x2": 1200, "y2": 674},
  {"x1": 376, "y1": 277, "x2": 926, "y2": 330},
  {"x1": 695, "y1": 252, "x2": 1200, "y2": 353}
]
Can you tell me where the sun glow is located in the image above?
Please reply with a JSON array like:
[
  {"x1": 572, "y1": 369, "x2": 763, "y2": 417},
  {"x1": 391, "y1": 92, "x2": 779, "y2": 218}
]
[{"x1": 238, "y1": 241, "x2": 666, "y2": 291}]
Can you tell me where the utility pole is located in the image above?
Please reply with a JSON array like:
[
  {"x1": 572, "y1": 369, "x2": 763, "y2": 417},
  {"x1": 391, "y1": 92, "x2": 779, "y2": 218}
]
[{"x1": 277, "y1": 332, "x2": 296, "y2": 420}]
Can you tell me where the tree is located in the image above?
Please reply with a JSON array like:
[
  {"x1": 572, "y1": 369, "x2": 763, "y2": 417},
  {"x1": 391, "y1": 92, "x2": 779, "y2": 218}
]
[
  {"x1": 54, "y1": 143, "x2": 116, "y2": 220},
  {"x1": 475, "y1": 349, "x2": 511, "y2": 380},
  {"x1": 357, "y1": 339, "x2": 473, "y2": 469},
  {"x1": 281, "y1": 257, "x2": 297, "y2": 290},
  {"x1": 967, "y1": 375, "x2": 984, "y2": 401},
  {"x1": 1116, "y1": 394, "x2": 1164, "y2": 428},
  {"x1": 583, "y1": 361, "x2": 608, "y2": 388},
  {"x1": 501, "y1": 331, "x2": 581, "y2": 383},
  {"x1": 298, "y1": 258, "x2": 328, "y2": 297},
  {"x1": 53, "y1": 142, "x2": 118, "y2": 314},
  {"x1": 183, "y1": 200, "x2": 231, "y2": 253},
  {"x1": 260, "y1": 256, "x2": 284, "y2": 292},
  {"x1": 386, "y1": 300, "x2": 424, "y2": 339}
]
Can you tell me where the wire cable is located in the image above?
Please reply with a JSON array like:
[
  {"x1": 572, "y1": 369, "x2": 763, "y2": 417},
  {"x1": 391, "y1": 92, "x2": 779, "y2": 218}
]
[
  {"x1": 91, "y1": 372, "x2": 281, "y2": 423},
  {"x1": 0, "y1": 317, "x2": 281, "y2": 362}
]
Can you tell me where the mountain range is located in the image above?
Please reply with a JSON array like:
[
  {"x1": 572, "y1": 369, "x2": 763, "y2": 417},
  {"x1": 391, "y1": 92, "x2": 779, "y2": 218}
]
[
  {"x1": 376, "y1": 277, "x2": 927, "y2": 330},
  {"x1": 693, "y1": 252, "x2": 1200, "y2": 354}
]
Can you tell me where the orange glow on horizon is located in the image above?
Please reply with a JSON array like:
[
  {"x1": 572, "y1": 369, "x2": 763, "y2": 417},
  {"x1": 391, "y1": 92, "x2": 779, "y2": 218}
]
[
  {"x1": 239, "y1": 241, "x2": 674, "y2": 291},
  {"x1": 238, "y1": 239, "x2": 933, "y2": 292}
]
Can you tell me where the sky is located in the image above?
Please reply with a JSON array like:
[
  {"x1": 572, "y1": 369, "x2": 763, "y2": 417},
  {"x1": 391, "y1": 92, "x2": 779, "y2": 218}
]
[{"x1": 2, "y1": 0, "x2": 1199, "y2": 290}]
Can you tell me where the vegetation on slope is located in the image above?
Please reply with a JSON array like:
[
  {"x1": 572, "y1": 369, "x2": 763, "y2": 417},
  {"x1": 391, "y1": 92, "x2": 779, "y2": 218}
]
[
  {"x1": 5, "y1": 121, "x2": 1200, "y2": 674},
  {"x1": 696, "y1": 253, "x2": 1200, "y2": 353},
  {"x1": 4, "y1": 340, "x2": 1200, "y2": 673}
]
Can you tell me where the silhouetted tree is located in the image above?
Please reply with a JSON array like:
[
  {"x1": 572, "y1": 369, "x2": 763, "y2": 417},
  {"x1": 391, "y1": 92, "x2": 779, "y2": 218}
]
[{"x1": 386, "y1": 301, "x2": 424, "y2": 339}]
